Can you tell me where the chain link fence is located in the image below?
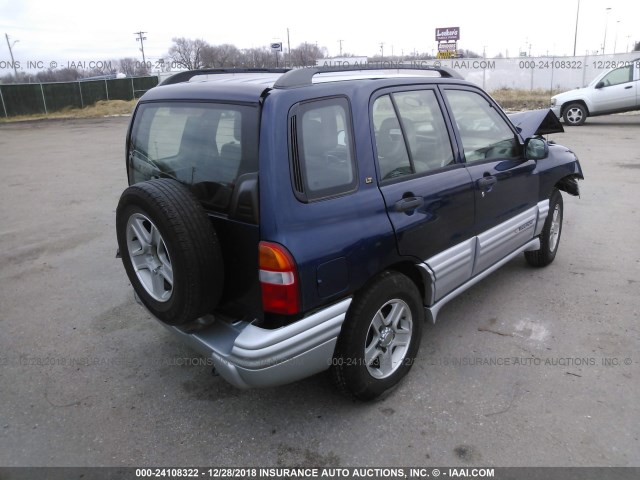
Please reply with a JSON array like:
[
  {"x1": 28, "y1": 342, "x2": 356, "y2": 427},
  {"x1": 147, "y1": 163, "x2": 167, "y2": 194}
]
[{"x1": 0, "y1": 76, "x2": 158, "y2": 117}]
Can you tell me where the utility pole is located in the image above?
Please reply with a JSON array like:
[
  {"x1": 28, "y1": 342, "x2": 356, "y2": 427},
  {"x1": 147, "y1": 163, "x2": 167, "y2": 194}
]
[
  {"x1": 338, "y1": 39, "x2": 343, "y2": 56},
  {"x1": 5, "y1": 33, "x2": 19, "y2": 78},
  {"x1": 573, "y1": 0, "x2": 580, "y2": 56},
  {"x1": 602, "y1": 7, "x2": 611, "y2": 54},
  {"x1": 380, "y1": 42, "x2": 384, "y2": 58},
  {"x1": 134, "y1": 31, "x2": 147, "y2": 65},
  {"x1": 287, "y1": 28, "x2": 291, "y2": 68}
]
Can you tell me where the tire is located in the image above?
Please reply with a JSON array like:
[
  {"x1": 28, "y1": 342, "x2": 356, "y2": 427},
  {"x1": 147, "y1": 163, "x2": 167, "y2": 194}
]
[
  {"x1": 562, "y1": 103, "x2": 587, "y2": 126},
  {"x1": 331, "y1": 272, "x2": 424, "y2": 401},
  {"x1": 525, "y1": 189, "x2": 563, "y2": 268},
  {"x1": 116, "y1": 179, "x2": 224, "y2": 325}
]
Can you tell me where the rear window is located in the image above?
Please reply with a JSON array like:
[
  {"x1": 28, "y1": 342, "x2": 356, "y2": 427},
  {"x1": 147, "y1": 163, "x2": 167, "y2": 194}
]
[{"x1": 128, "y1": 102, "x2": 259, "y2": 212}]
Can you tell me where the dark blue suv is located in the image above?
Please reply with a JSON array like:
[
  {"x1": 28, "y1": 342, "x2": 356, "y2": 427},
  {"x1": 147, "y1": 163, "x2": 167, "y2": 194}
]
[{"x1": 116, "y1": 66, "x2": 583, "y2": 400}]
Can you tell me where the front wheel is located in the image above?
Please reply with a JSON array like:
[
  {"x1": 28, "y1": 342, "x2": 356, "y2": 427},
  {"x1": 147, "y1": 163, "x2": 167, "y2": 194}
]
[
  {"x1": 562, "y1": 103, "x2": 587, "y2": 126},
  {"x1": 525, "y1": 189, "x2": 563, "y2": 267},
  {"x1": 331, "y1": 272, "x2": 423, "y2": 401}
]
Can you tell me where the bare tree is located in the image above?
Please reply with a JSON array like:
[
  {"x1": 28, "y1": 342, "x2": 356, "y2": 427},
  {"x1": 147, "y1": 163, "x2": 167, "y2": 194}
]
[
  {"x1": 35, "y1": 68, "x2": 82, "y2": 82},
  {"x1": 290, "y1": 42, "x2": 325, "y2": 67},
  {"x1": 202, "y1": 43, "x2": 242, "y2": 67},
  {"x1": 118, "y1": 57, "x2": 149, "y2": 76},
  {"x1": 0, "y1": 72, "x2": 21, "y2": 83},
  {"x1": 87, "y1": 61, "x2": 117, "y2": 78},
  {"x1": 152, "y1": 57, "x2": 174, "y2": 73},
  {"x1": 242, "y1": 47, "x2": 277, "y2": 68},
  {"x1": 457, "y1": 49, "x2": 482, "y2": 58},
  {"x1": 168, "y1": 37, "x2": 209, "y2": 70}
]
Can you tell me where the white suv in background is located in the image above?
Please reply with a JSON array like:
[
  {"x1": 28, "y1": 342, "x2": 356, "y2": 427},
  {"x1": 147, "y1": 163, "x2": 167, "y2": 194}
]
[{"x1": 551, "y1": 60, "x2": 639, "y2": 126}]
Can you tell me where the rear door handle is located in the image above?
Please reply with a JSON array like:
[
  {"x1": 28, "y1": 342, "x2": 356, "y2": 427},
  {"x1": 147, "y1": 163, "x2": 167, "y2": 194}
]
[
  {"x1": 394, "y1": 196, "x2": 424, "y2": 212},
  {"x1": 624, "y1": 85, "x2": 633, "y2": 89}
]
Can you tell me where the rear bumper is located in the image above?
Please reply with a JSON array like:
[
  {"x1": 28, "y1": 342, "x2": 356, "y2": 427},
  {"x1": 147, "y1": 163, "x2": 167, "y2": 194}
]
[{"x1": 156, "y1": 298, "x2": 351, "y2": 388}]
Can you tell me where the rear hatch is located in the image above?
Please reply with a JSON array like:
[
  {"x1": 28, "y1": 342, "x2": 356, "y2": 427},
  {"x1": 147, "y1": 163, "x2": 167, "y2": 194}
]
[{"x1": 127, "y1": 100, "x2": 262, "y2": 321}]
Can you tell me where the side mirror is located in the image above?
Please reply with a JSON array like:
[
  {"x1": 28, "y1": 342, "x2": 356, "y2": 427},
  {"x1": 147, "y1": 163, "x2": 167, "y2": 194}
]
[
  {"x1": 525, "y1": 137, "x2": 549, "y2": 160},
  {"x1": 595, "y1": 81, "x2": 605, "y2": 89}
]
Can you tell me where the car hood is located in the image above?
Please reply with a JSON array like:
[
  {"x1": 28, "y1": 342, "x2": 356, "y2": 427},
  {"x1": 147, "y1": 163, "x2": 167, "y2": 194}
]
[{"x1": 508, "y1": 109, "x2": 564, "y2": 137}]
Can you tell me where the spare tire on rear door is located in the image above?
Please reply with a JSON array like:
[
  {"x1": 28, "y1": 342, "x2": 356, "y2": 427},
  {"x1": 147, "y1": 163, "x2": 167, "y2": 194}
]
[{"x1": 116, "y1": 178, "x2": 224, "y2": 325}]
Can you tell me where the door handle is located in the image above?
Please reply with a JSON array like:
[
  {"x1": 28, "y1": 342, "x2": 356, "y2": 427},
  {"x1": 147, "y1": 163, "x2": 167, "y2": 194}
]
[
  {"x1": 394, "y1": 196, "x2": 424, "y2": 212},
  {"x1": 477, "y1": 175, "x2": 497, "y2": 190},
  {"x1": 624, "y1": 85, "x2": 633, "y2": 89}
]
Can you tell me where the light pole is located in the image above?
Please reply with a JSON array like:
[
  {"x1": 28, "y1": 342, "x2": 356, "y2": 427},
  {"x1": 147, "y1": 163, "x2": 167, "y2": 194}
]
[
  {"x1": 602, "y1": 7, "x2": 611, "y2": 54},
  {"x1": 613, "y1": 21, "x2": 620, "y2": 54},
  {"x1": 572, "y1": 0, "x2": 580, "y2": 56}
]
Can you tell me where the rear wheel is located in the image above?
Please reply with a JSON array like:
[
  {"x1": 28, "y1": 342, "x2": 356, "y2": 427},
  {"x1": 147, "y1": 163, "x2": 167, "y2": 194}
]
[
  {"x1": 562, "y1": 103, "x2": 587, "y2": 126},
  {"x1": 116, "y1": 179, "x2": 224, "y2": 325},
  {"x1": 525, "y1": 189, "x2": 563, "y2": 267},
  {"x1": 331, "y1": 272, "x2": 423, "y2": 401}
]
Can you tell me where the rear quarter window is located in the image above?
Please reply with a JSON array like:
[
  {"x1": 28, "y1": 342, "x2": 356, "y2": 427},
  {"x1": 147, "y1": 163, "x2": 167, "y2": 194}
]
[
  {"x1": 289, "y1": 97, "x2": 357, "y2": 202},
  {"x1": 129, "y1": 102, "x2": 258, "y2": 212}
]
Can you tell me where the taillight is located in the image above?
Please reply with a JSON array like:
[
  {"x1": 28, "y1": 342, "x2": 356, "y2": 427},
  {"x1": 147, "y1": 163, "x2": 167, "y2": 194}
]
[{"x1": 259, "y1": 241, "x2": 300, "y2": 315}]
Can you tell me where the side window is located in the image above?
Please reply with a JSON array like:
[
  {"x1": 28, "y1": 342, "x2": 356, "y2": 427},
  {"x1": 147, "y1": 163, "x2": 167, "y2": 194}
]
[
  {"x1": 373, "y1": 95, "x2": 411, "y2": 180},
  {"x1": 600, "y1": 66, "x2": 633, "y2": 87},
  {"x1": 373, "y1": 91, "x2": 454, "y2": 182},
  {"x1": 393, "y1": 91, "x2": 454, "y2": 173},
  {"x1": 444, "y1": 90, "x2": 520, "y2": 163},
  {"x1": 290, "y1": 97, "x2": 357, "y2": 201}
]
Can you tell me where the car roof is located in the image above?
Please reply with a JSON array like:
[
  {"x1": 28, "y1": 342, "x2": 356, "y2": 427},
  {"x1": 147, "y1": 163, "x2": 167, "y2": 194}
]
[
  {"x1": 141, "y1": 77, "x2": 275, "y2": 103},
  {"x1": 140, "y1": 67, "x2": 468, "y2": 103}
]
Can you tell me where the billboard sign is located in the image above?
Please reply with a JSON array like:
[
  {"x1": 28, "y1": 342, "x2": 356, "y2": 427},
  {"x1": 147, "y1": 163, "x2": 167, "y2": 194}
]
[
  {"x1": 435, "y1": 27, "x2": 460, "y2": 42},
  {"x1": 438, "y1": 43, "x2": 458, "y2": 52}
]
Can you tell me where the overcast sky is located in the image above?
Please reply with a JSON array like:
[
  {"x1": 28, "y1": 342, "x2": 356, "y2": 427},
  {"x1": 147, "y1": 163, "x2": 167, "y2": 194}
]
[{"x1": 1, "y1": 0, "x2": 638, "y2": 71}]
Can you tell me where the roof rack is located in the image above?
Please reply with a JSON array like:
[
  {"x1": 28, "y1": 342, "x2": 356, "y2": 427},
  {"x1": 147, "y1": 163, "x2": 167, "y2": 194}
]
[
  {"x1": 273, "y1": 65, "x2": 463, "y2": 89},
  {"x1": 159, "y1": 68, "x2": 290, "y2": 86}
]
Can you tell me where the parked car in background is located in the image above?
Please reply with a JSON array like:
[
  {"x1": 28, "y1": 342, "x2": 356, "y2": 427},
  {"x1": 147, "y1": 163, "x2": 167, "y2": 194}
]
[{"x1": 551, "y1": 59, "x2": 640, "y2": 125}]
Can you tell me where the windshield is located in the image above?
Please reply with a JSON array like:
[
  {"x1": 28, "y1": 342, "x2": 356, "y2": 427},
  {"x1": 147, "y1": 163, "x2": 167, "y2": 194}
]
[{"x1": 128, "y1": 102, "x2": 259, "y2": 212}]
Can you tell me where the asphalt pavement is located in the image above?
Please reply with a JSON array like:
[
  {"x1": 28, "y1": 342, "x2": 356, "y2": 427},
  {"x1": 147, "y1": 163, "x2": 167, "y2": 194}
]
[{"x1": 0, "y1": 114, "x2": 638, "y2": 468}]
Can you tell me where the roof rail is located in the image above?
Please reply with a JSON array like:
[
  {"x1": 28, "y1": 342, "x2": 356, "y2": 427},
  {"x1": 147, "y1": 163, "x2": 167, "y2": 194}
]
[
  {"x1": 159, "y1": 68, "x2": 291, "y2": 86},
  {"x1": 273, "y1": 65, "x2": 464, "y2": 88}
]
